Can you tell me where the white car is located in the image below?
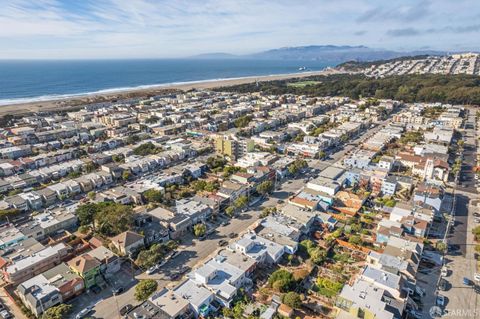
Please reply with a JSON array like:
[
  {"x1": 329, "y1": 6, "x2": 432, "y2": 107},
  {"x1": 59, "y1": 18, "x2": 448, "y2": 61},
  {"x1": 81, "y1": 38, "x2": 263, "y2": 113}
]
[
  {"x1": 441, "y1": 266, "x2": 448, "y2": 277},
  {"x1": 146, "y1": 264, "x2": 159, "y2": 275},
  {"x1": 474, "y1": 273, "x2": 480, "y2": 282},
  {"x1": 76, "y1": 306, "x2": 93, "y2": 319}
]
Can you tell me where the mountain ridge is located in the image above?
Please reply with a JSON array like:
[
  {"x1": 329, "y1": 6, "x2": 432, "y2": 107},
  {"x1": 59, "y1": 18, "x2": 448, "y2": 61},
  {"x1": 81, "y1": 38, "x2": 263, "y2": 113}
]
[{"x1": 190, "y1": 45, "x2": 450, "y2": 64}]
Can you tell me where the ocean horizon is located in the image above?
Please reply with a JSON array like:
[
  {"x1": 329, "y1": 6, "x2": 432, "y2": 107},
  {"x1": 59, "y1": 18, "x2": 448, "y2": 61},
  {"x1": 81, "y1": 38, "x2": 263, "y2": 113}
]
[{"x1": 0, "y1": 59, "x2": 333, "y2": 106}]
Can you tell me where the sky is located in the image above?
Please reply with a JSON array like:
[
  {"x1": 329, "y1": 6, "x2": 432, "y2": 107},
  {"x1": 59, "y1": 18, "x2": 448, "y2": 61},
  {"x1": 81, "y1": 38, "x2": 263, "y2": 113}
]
[{"x1": 0, "y1": 0, "x2": 479, "y2": 59}]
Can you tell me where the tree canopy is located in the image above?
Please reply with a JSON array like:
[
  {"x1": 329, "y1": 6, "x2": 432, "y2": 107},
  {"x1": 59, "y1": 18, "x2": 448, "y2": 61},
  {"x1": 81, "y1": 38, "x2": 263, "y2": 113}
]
[
  {"x1": 76, "y1": 202, "x2": 133, "y2": 236},
  {"x1": 41, "y1": 304, "x2": 72, "y2": 319},
  {"x1": 216, "y1": 73, "x2": 480, "y2": 105},
  {"x1": 135, "y1": 279, "x2": 158, "y2": 301}
]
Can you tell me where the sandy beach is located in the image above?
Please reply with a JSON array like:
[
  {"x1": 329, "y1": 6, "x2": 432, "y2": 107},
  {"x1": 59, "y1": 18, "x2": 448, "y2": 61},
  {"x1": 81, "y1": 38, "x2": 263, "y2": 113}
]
[{"x1": 0, "y1": 69, "x2": 338, "y2": 118}]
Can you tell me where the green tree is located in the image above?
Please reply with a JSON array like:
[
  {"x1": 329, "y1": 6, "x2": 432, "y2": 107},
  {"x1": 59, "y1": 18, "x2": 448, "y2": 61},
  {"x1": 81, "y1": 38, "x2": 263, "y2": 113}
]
[
  {"x1": 76, "y1": 203, "x2": 98, "y2": 229},
  {"x1": 348, "y1": 235, "x2": 362, "y2": 246},
  {"x1": 256, "y1": 180, "x2": 274, "y2": 196},
  {"x1": 87, "y1": 191, "x2": 96, "y2": 201},
  {"x1": 133, "y1": 142, "x2": 162, "y2": 156},
  {"x1": 436, "y1": 241, "x2": 447, "y2": 253},
  {"x1": 143, "y1": 189, "x2": 164, "y2": 203},
  {"x1": 122, "y1": 170, "x2": 132, "y2": 181},
  {"x1": 225, "y1": 206, "x2": 235, "y2": 217},
  {"x1": 0, "y1": 208, "x2": 19, "y2": 221},
  {"x1": 134, "y1": 279, "x2": 158, "y2": 301},
  {"x1": 112, "y1": 154, "x2": 125, "y2": 163},
  {"x1": 234, "y1": 195, "x2": 248, "y2": 210},
  {"x1": 193, "y1": 223, "x2": 207, "y2": 237},
  {"x1": 234, "y1": 115, "x2": 253, "y2": 128},
  {"x1": 94, "y1": 203, "x2": 133, "y2": 236},
  {"x1": 268, "y1": 269, "x2": 294, "y2": 292},
  {"x1": 41, "y1": 304, "x2": 72, "y2": 319},
  {"x1": 282, "y1": 292, "x2": 302, "y2": 309},
  {"x1": 145, "y1": 115, "x2": 160, "y2": 124}
]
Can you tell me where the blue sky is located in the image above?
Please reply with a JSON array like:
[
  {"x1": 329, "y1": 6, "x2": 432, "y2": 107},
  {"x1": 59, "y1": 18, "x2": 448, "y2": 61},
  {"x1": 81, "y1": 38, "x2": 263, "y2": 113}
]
[{"x1": 0, "y1": 0, "x2": 479, "y2": 59}]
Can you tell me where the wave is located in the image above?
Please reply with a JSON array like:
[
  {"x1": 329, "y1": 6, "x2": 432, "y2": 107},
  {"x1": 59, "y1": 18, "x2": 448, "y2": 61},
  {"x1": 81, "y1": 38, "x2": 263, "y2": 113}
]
[{"x1": 0, "y1": 70, "x2": 323, "y2": 106}]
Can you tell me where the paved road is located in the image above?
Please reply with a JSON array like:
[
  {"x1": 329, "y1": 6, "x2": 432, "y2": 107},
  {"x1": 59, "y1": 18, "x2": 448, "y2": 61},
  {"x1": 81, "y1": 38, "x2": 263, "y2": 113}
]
[{"x1": 437, "y1": 109, "x2": 480, "y2": 318}]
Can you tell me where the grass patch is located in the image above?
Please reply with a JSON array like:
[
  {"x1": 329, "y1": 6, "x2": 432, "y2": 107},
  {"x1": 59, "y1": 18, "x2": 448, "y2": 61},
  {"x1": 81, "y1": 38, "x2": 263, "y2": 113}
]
[{"x1": 287, "y1": 80, "x2": 322, "y2": 88}]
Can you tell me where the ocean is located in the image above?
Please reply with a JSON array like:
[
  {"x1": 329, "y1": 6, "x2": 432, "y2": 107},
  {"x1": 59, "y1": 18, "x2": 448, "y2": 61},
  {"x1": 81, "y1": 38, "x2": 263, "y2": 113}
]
[{"x1": 0, "y1": 59, "x2": 333, "y2": 106}]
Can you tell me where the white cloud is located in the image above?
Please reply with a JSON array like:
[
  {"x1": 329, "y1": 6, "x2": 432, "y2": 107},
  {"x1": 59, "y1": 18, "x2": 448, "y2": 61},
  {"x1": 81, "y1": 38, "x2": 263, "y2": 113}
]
[{"x1": 0, "y1": 0, "x2": 478, "y2": 58}]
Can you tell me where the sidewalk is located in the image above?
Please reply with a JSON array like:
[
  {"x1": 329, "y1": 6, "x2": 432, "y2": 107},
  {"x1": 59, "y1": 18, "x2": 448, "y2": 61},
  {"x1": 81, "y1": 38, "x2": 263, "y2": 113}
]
[{"x1": 0, "y1": 288, "x2": 28, "y2": 319}]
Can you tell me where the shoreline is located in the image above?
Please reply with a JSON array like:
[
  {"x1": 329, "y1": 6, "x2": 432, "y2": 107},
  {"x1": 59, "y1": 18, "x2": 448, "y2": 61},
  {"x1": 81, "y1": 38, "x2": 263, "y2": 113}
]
[{"x1": 0, "y1": 69, "x2": 338, "y2": 118}]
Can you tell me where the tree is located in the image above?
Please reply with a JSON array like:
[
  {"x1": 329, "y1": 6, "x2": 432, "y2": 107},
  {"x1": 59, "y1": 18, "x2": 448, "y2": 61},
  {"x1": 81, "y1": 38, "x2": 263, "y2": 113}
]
[
  {"x1": 0, "y1": 208, "x2": 19, "y2": 220},
  {"x1": 268, "y1": 269, "x2": 294, "y2": 292},
  {"x1": 87, "y1": 191, "x2": 96, "y2": 201},
  {"x1": 42, "y1": 304, "x2": 72, "y2": 319},
  {"x1": 225, "y1": 206, "x2": 235, "y2": 217},
  {"x1": 309, "y1": 247, "x2": 327, "y2": 265},
  {"x1": 256, "y1": 180, "x2": 274, "y2": 196},
  {"x1": 348, "y1": 235, "x2": 362, "y2": 246},
  {"x1": 234, "y1": 195, "x2": 248, "y2": 210},
  {"x1": 436, "y1": 242, "x2": 447, "y2": 253},
  {"x1": 135, "y1": 279, "x2": 158, "y2": 301},
  {"x1": 76, "y1": 203, "x2": 98, "y2": 228},
  {"x1": 143, "y1": 189, "x2": 164, "y2": 203},
  {"x1": 126, "y1": 135, "x2": 141, "y2": 145},
  {"x1": 94, "y1": 203, "x2": 134, "y2": 236},
  {"x1": 282, "y1": 292, "x2": 302, "y2": 309},
  {"x1": 234, "y1": 115, "x2": 252, "y2": 128},
  {"x1": 145, "y1": 115, "x2": 160, "y2": 124},
  {"x1": 112, "y1": 154, "x2": 125, "y2": 163},
  {"x1": 122, "y1": 170, "x2": 132, "y2": 181},
  {"x1": 193, "y1": 223, "x2": 207, "y2": 237},
  {"x1": 133, "y1": 142, "x2": 162, "y2": 156}
]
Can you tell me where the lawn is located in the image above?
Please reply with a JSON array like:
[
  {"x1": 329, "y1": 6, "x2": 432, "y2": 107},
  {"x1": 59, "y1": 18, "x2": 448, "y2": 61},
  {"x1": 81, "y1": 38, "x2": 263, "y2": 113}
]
[{"x1": 286, "y1": 80, "x2": 322, "y2": 88}]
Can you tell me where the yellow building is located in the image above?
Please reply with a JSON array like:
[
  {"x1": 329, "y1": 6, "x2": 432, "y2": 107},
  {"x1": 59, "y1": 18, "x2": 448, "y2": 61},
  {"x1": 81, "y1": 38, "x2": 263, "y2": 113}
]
[{"x1": 215, "y1": 136, "x2": 254, "y2": 161}]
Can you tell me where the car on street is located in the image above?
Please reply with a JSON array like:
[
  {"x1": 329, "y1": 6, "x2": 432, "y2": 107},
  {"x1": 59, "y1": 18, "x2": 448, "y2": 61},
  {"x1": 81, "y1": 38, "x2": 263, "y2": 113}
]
[
  {"x1": 76, "y1": 306, "x2": 93, "y2": 319},
  {"x1": 146, "y1": 264, "x2": 160, "y2": 275},
  {"x1": 220, "y1": 221, "x2": 230, "y2": 226},
  {"x1": 0, "y1": 310, "x2": 12, "y2": 319},
  {"x1": 436, "y1": 295, "x2": 446, "y2": 307},
  {"x1": 438, "y1": 278, "x2": 449, "y2": 291},
  {"x1": 120, "y1": 304, "x2": 133, "y2": 316},
  {"x1": 441, "y1": 266, "x2": 448, "y2": 277},
  {"x1": 91, "y1": 285, "x2": 101, "y2": 294},
  {"x1": 218, "y1": 239, "x2": 228, "y2": 246},
  {"x1": 112, "y1": 286, "x2": 124, "y2": 295}
]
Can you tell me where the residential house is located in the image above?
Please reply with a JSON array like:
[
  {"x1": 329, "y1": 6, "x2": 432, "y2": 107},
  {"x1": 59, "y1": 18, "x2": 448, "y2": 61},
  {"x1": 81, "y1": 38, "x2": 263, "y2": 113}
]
[
  {"x1": 67, "y1": 254, "x2": 102, "y2": 289},
  {"x1": 110, "y1": 231, "x2": 145, "y2": 256}
]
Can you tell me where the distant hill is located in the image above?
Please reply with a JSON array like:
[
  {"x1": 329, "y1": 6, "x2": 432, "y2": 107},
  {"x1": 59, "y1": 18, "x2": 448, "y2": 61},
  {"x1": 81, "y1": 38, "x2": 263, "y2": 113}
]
[
  {"x1": 246, "y1": 45, "x2": 446, "y2": 63},
  {"x1": 190, "y1": 45, "x2": 447, "y2": 64}
]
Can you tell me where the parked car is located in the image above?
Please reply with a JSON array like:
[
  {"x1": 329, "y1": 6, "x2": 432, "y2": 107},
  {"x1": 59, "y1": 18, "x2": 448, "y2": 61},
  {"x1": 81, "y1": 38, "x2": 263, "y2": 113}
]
[
  {"x1": 112, "y1": 286, "x2": 124, "y2": 295},
  {"x1": 218, "y1": 239, "x2": 228, "y2": 247},
  {"x1": 0, "y1": 310, "x2": 12, "y2": 319},
  {"x1": 441, "y1": 266, "x2": 449, "y2": 277},
  {"x1": 463, "y1": 277, "x2": 472, "y2": 286},
  {"x1": 228, "y1": 232, "x2": 238, "y2": 239},
  {"x1": 439, "y1": 278, "x2": 448, "y2": 291},
  {"x1": 474, "y1": 273, "x2": 480, "y2": 282},
  {"x1": 120, "y1": 304, "x2": 133, "y2": 316},
  {"x1": 436, "y1": 295, "x2": 446, "y2": 307},
  {"x1": 76, "y1": 306, "x2": 93, "y2": 319},
  {"x1": 91, "y1": 285, "x2": 101, "y2": 294},
  {"x1": 146, "y1": 264, "x2": 159, "y2": 275}
]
